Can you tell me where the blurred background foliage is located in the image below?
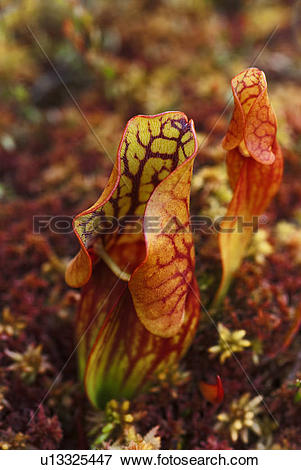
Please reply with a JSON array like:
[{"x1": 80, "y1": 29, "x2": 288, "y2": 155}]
[
  {"x1": 0, "y1": 0, "x2": 300, "y2": 154},
  {"x1": 1, "y1": 0, "x2": 300, "y2": 172}
]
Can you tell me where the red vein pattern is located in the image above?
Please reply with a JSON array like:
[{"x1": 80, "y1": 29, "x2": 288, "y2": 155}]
[
  {"x1": 216, "y1": 69, "x2": 283, "y2": 303},
  {"x1": 65, "y1": 112, "x2": 200, "y2": 407}
]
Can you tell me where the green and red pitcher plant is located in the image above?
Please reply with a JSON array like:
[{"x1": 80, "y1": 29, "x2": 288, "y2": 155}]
[
  {"x1": 66, "y1": 111, "x2": 201, "y2": 408},
  {"x1": 65, "y1": 69, "x2": 283, "y2": 408}
]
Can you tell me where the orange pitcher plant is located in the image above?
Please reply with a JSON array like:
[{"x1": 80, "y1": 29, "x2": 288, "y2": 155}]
[
  {"x1": 65, "y1": 112, "x2": 201, "y2": 408},
  {"x1": 215, "y1": 68, "x2": 283, "y2": 304}
]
